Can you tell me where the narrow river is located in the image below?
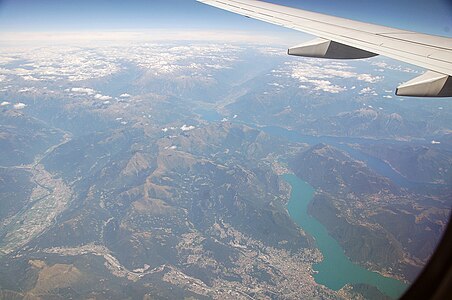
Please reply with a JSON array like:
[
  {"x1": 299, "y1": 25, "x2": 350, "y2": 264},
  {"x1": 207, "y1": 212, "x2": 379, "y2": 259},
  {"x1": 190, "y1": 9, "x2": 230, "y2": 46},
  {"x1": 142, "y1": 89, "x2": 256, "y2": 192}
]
[{"x1": 283, "y1": 174, "x2": 408, "y2": 299}]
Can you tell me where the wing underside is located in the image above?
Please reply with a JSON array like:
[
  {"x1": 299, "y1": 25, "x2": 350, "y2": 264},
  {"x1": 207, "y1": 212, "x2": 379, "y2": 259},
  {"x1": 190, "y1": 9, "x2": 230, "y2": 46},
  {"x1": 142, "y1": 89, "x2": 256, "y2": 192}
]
[{"x1": 198, "y1": 0, "x2": 452, "y2": 97}]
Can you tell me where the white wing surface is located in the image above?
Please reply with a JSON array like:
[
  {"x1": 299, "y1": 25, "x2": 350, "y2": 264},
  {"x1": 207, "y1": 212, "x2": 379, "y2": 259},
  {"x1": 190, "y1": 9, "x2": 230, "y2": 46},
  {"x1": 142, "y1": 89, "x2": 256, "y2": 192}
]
[{"x1": 198, "y1": 0, "x2": 452, "y2": 97}]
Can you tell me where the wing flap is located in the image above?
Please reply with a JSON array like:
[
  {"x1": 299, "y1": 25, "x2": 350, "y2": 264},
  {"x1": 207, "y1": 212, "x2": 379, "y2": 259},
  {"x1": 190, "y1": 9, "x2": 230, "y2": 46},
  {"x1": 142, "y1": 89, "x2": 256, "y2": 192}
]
[
  {"x1": 381, "y1": 33, "x2": 452, "y2": 50},
  {"x1": 198, "y1": 0, "x2": 452, "y2": 77}
]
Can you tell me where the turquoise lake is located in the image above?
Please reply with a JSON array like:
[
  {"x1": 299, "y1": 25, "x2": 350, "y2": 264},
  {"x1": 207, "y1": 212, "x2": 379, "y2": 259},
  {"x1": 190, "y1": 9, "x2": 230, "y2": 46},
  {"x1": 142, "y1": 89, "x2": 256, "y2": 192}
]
[{"x1": 283, "y1": 174, "x2": 408, "y2": 299}]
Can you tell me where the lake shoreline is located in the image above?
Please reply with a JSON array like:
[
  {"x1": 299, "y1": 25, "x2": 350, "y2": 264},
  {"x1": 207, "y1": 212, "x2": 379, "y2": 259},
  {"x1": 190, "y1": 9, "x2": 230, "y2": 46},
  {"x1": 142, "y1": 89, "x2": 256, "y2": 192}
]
[{"x1": 282, "y1": 173, "x2": 408, "y2": 299}]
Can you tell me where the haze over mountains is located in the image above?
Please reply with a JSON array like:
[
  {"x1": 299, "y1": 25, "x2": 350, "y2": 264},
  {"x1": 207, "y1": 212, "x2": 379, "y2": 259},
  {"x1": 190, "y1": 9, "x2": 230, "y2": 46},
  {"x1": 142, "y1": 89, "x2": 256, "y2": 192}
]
[{"x1": 0, "y1": 38, "x2": 450, "y2": 299}]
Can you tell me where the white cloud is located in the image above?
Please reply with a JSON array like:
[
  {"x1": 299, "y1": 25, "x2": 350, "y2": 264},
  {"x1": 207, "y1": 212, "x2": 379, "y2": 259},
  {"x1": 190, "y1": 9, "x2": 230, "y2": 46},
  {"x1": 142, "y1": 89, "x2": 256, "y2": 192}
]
[
  {"x1": 120, "y1": 93, "x2": 131, "y2": 98},
  {"x1": 359, "y1": 87, "x2": 371, "y2": 94},
  {"x1": 372, "y1": 62, "x2": 388, "y2": 68},
  {"x1": 180, "y1": 125, "x2": 195, "y2": 131},
  {"x1": 22, "y1": 75, "x2": 40, "y2": 81},
  {"x1": 0, "y1": 41, "x2": 245, "y2": 84},
  {"x1": 309, "y1": 80, "x2": 346, "y2": 94},
  {"x1": 206, "y1": 64, "x2": 230, "y2": 70},
  {"x1": 13, "y1": 103, "x2": 27, "y2": 109},
  {"x1": 288, "y1": 60, "x2": 382, "y2": 94},
  {"x1": 291, "y1": 71, "x2": 346, "y2": 93},
  {"x1": 357, "y1": 74, "x2": 382, "y2": 83},
  {"x1": 383, "y1": 95, "x2": 393, "y2": 99},
  {"x1": 0, "y1": 101, "x2": 10, "y2": 106},
  {"x1": 94, "y1": 94, "x2": 112, "y2": 101},
  {"x1": 371, "y1": 60, "x2": 419, "y2": 74},
  {"x1": 18, "y1": 87, "x2": 34, "y2": 93},
  {"x1": 71, "y1": 87, "x2": 95, "y2": 95},
  {"x1": 164, "y1": 145, "x2": 178, "y2": 150},
  {"x1": 0, "y1": 30, "x2": 292, "y2": 45},
  {"x1": 257, "y1": 47, "x2": 286, "y2": 57},
  {"x1": 0, "y1": 47, "x2": 121, "y2": 82},
  {"x1": 359, "y1": 87, "x2": 378, "y2": 95}
]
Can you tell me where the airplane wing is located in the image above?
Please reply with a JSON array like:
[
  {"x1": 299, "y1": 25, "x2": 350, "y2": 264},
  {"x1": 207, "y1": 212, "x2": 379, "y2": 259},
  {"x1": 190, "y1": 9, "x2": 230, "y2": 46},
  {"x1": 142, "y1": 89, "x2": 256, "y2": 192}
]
[{"x1": 197, "y1": 0, "x2": 452, "y2": 97}]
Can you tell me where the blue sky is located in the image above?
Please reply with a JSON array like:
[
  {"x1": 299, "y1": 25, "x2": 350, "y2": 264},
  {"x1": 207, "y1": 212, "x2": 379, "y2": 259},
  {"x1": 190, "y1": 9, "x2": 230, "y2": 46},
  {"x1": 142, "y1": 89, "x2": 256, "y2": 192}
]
[{"x1": 0, "y1": 0, "x2": 451, "y2": 37}]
